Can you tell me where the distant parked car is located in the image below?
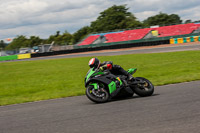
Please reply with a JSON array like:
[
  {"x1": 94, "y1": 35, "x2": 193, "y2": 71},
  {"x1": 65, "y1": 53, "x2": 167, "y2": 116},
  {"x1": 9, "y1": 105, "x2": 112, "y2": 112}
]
[{"x1": 19, "y1": 48, "x2": 31, "y2": 54}]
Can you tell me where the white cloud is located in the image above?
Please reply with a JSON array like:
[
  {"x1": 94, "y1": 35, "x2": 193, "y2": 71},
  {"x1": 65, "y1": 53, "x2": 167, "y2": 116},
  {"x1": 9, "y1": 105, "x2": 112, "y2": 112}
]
[
  {"x1": 0, "y1": 0, "x2": 200, "y2": 40},
  {"x1": 175, "y1": 6, "x2": 200, "y2": 21},
  {"x1": 135, "y1": 11, "x2": 158, "y2": 21},
  {"x1": 0, "y1": 0, "x2": 48, "y2": 26}
]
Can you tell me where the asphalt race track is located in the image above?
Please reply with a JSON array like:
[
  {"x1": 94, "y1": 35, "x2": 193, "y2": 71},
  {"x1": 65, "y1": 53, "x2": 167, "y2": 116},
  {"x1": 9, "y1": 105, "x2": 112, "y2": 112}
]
[
  {"x1": 0, "y1": 81, "x2": 200, "y2": 133},
  {"x1": 5, "y1": 43, "x2": 200, "y2": 62}
]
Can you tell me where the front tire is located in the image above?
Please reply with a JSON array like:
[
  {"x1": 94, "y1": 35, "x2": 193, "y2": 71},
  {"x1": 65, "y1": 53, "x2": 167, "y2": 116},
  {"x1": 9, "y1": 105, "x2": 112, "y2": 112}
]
[
  {"x1": 133, "y1": 77, "x2": 154, "y2": 97},
  {"x1": 86, "y1": 85, "x2": 110, "y2": 103}
]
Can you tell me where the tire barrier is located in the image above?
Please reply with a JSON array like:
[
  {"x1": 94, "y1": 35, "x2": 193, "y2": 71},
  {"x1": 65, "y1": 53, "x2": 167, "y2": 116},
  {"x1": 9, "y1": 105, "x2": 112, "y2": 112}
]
[{"x1": 170, "y1": 36, "x2": 200, "y2": 44}]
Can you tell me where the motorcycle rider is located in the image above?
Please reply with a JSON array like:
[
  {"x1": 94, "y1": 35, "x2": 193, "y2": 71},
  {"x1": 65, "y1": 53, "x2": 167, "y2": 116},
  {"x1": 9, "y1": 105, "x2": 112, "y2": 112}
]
[{"x1": 88, "y1": 57, "x2": 134, "y2": 81}]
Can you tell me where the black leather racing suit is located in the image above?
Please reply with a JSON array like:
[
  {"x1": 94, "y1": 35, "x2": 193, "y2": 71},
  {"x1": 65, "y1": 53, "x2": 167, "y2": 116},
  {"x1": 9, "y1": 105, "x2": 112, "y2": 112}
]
[{"x1": 100, "y1": 61, "x2": 132, "y2": 80}]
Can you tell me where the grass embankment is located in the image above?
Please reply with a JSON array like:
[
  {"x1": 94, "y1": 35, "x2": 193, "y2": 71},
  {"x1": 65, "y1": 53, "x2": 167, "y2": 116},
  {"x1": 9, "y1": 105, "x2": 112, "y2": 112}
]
[{"x1": 0, "y1": 50, "x2": 200, "y2": 105}]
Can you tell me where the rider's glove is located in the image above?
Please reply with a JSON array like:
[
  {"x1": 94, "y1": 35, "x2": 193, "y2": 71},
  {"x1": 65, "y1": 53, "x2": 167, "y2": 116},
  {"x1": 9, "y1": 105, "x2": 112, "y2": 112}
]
[
  {"x1": 100, "y1": 66, "x2": 104, "y2": 71},
  {"x1": 99, "y1": 65, "x2": 107, "y2": 71}
]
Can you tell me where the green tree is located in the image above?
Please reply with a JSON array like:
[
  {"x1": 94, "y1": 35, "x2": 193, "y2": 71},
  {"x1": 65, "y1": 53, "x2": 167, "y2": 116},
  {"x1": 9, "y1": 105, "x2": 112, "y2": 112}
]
[
  {"x1": 45, "y1": 31, "x2": 73, "y2": 45},
  {"x1": 46, "y1": 35, "x2": 56, "y2": 44},
  {"x1": 143, "y1": 12, "x2": 182, "y2": 27},
  {"x1": 6, "y1": 35, "x2": 29, "y2": 50},
  {"x1": 29, "y1": 36, "x2": 42, "y2": 47},
  {"x1": 5, "y1": 35, "x2": 43, "y2": 50},
  {"x1": 0, "y1": 40, "x2": 6, "y2": 49},
  {"x1": 90, "y1": 5, "x2": 142, "y2": 32},
  {"x1": 72, "y1": 26, "x2": 91, "y2": 44},
  {"x1": 61, "y1": 31, "x2": 73, "y2": 45},
  {"x1": 55, "y1": 31, "x2": 60, "y2": 37},
  {"x1": 118, "y1": 14, "x2": 143, "y2": 29},
  {"x1": 184, "y1": 20, "x2": 192, "y2": 24},
  {"x1": 193, "y1": 20, "x2": 200, "y2": 23}
]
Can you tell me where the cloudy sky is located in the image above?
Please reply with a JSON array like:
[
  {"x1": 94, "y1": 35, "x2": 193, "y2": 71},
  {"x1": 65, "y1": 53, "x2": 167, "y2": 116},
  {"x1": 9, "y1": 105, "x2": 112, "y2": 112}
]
[{"x1": 0, "y1": 0, "x2": 200, "y2": 41}]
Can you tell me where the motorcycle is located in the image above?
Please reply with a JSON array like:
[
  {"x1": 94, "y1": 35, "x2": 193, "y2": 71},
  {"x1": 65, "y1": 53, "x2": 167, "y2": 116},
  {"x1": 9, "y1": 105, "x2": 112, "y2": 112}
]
[{"x1": 85, "y1": 67, "x2": 154, "y2": 103}]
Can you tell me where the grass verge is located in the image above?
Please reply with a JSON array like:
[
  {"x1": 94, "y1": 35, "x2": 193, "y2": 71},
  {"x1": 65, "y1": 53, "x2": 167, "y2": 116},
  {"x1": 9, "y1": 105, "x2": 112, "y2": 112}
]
[{"x1": 0, "y1": 50, "x2": 200, "y2": 105}]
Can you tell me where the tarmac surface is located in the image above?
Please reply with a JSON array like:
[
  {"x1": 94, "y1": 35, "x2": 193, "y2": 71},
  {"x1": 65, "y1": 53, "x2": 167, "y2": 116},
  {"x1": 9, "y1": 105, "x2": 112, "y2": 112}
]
[{"x1": 0, "y1": 81, "x2": 200, "y2": 133}]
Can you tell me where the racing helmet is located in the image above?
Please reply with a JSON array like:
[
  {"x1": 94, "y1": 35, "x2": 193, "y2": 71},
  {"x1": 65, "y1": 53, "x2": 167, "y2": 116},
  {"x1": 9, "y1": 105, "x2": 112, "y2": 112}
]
[{"x1": 88, "y1": 58, "x2": 100, "y2": 69}]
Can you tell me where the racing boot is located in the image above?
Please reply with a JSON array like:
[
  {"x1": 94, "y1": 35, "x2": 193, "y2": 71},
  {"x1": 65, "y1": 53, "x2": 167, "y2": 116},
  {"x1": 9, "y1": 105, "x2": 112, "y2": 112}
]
[
  {"x1": 127, "y1": 73, "x2": 134, "y2": 81},
  {"x1": 122, "y1": 74, "x2": 134, "y2": 87},
  {"x1": 113, "y1": 65, "x2": 134, "y2": 82},
  {"x1": 117, "y1": 66, "x2": 134, "y2": 81}
]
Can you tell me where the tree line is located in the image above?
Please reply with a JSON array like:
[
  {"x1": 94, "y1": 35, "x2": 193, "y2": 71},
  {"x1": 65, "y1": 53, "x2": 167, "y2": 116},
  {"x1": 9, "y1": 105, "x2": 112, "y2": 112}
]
[{"x1": 1, "y1": 5, "x2": 199, "y2": 50}]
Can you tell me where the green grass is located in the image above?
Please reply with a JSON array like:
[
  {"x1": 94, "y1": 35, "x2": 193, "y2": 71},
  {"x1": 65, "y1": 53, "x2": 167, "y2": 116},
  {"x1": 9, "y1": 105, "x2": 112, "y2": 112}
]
[{"x1": 0, "y1": 50, "x2": 200, "y2": 105}]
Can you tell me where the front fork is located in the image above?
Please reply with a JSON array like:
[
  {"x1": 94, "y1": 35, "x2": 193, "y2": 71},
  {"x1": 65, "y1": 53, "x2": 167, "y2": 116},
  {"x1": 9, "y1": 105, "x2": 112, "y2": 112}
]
[
  {"x1": 90, "y1": 83, "x2": 99, "y2": 90},
  {"x1": 89, "y1": 83, "x2": 107, "y2": 98}
]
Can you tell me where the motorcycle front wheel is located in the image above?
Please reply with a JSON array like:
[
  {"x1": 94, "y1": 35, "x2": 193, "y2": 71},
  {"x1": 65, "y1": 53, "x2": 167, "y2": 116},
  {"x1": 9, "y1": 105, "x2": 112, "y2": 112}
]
[{"x1": 86, "y1": 85, "x2": 109, "y2": 103}]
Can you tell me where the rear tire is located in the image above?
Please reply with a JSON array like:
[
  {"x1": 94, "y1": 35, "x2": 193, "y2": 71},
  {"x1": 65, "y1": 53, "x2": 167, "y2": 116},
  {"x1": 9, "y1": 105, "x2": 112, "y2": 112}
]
[
  {"x1": 86, "y1": 85, "x2": 110, "y2": 103},
  {"x1": 133, "y1": 77, "x2": 154, "y2": 97}
]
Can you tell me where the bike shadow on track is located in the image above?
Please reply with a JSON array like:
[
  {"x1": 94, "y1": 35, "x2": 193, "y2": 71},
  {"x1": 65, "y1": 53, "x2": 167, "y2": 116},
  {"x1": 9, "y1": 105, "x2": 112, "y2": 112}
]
[
  {"x1": 84, "y1": 94, "x2": 160, "y2": 105},
  {"x1": 110, "y1": 93, "x2": 159, "y2": 102}
]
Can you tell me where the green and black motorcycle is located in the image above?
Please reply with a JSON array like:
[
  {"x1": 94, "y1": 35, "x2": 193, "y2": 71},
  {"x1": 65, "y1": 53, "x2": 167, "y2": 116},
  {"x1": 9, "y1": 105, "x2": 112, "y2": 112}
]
[{"x1": 85, "y1": 67, "x2": 154, "y2": 103}]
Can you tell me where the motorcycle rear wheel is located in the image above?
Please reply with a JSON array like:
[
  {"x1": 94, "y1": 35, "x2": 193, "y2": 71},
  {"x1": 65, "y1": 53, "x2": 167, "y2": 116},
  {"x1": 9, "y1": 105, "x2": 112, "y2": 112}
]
[
  {"x1": 86, "y1": 85, "x2": 109, "y2": 103},
  {"x1": 133, "y1": 77, "x2": 154, "y2": 97}
]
